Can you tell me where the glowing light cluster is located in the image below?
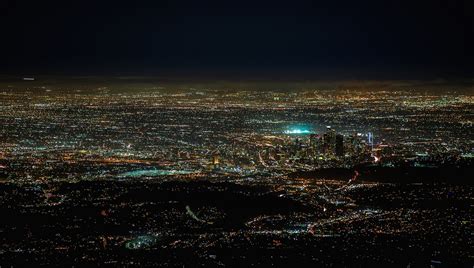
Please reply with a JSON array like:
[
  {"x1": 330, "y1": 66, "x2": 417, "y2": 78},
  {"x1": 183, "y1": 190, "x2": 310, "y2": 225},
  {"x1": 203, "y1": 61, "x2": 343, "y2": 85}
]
[{"x1": 284, "y1": 128, "x2": 312, "y2": 134}]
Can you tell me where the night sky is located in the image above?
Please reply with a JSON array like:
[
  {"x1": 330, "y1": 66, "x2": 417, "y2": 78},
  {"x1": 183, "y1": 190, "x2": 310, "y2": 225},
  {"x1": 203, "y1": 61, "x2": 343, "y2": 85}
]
[{"x1": 2, "y1": 0, "x2": 473, "y2": 79}]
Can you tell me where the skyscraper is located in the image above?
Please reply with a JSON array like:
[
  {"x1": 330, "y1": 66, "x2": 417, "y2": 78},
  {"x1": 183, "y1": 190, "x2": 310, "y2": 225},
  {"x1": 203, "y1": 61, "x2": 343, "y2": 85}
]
[
  {"x1": 323, "y1": 126, "x2": 336, "y2": 155},
  {"x1": 367, "y1": 132, "x2": 374, "y2": 150}
]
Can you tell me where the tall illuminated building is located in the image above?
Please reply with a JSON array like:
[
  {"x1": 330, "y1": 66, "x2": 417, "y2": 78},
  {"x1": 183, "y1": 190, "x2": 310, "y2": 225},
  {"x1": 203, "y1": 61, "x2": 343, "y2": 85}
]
[
  {"x1": 323, "y1": 126, "x2": 336, "y2": 155},
  {"x1": 345, "y1": 133, "x2": 357, "y2": 156},
  {"x1": 210, "y1": 153, "x2": 220, "y2": 169},
  {"x1": 367, "y1": 132, "x2": 374, "y2": 150}
]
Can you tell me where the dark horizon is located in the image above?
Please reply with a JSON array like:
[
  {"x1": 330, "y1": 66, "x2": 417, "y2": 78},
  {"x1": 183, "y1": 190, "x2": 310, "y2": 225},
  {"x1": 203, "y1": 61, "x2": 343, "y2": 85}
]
[{"x1": 2, "y1": 0, "x2": 473, "y2": 79}]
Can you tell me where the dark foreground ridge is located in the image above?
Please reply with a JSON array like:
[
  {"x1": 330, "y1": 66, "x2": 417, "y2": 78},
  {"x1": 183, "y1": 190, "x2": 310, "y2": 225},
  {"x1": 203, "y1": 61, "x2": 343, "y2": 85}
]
[{"x1": 0, "y1": 171, "x2": 472, "y2": 267}]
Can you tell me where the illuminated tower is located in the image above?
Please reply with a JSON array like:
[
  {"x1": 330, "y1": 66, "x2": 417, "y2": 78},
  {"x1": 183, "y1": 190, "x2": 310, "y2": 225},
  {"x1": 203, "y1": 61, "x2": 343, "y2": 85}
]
[
  {"x1": 212, "y1": 154, "x2": 220, "y2": 165},
  {"x1": 322, "y1": 133, "x2": 330, "y2": 155},
  {"x1": 367, "y1": 132, "x2": 374, "y2": 150},
  {"x1": 210, "y1": 152, "x2": 220, "y2": 170},
  {"x1": 345, "y1": 133, "x2": 356, "y2": 156},
  {"x1": 323, "y1": 126, "x2": 336, "y2": 156}
]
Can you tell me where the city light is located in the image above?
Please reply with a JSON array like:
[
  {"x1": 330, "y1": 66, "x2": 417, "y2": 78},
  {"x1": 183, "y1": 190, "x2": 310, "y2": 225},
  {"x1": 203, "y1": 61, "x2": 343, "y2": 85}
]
[
  {"x1": 284, "y1": 127, "x2": 313, "y2": 134},
  {"x1": 0, "y1": 82, "x2": 471, "y2": 267}
]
